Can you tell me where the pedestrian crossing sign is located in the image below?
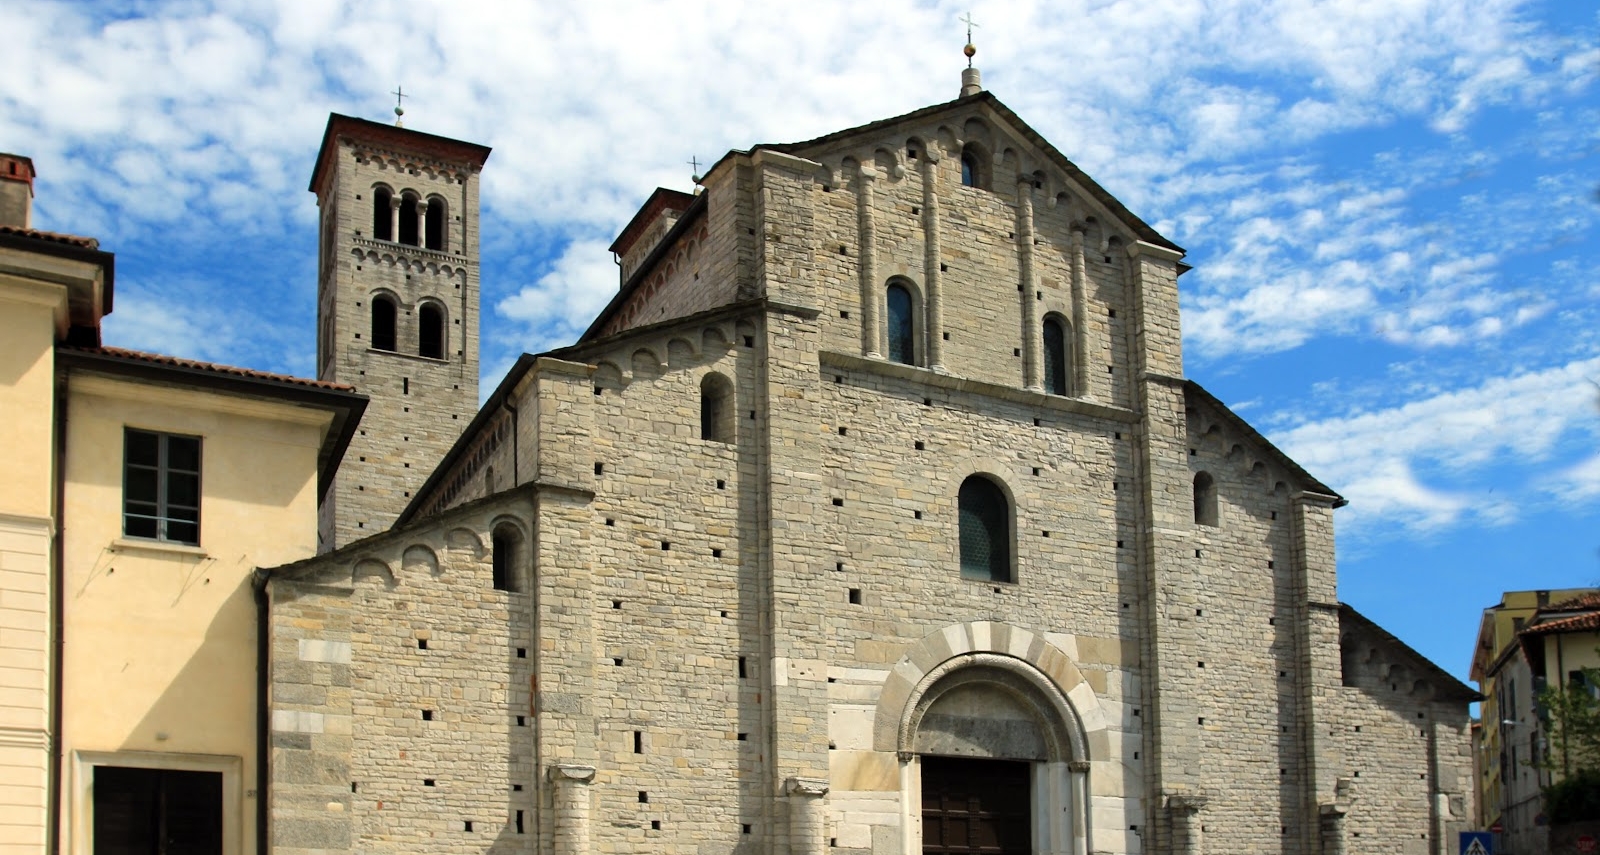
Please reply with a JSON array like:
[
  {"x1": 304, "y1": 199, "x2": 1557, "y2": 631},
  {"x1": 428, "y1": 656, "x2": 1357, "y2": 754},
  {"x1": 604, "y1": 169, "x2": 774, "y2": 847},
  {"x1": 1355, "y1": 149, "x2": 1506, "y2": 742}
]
[{"x1": 1460, "y1": 832, "x2": 1492, "y2": 855}]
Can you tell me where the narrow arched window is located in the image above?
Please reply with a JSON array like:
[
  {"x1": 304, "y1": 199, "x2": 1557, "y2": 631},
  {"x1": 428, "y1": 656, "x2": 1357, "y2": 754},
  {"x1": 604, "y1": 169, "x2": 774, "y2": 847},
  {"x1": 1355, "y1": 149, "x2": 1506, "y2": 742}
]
[
  {"x1": 1194, "y1": 471, "x2": 1218, "y2": 527},
  {"x1": 958, "y1": 475, "x2": 1012, "y2": 582},
  {"x1": 419, "y1": 302, "x2": 445, "y2": 359},
  {"x1": 491, "y1": 523, "x2": 522, "y2": 592},
  {"x1": 371, "y1": 296, "x2": 397, "y2": 352},
  {"x1": 1043, "y1": 316, "x2": 1069, "y2": 395},
  {"x1": 373, "y1": 186, "x2": 393, "y2": 241},
  {"x1": 398, "y1": 193, "x2": 420, "y2": 246},
  {"x1": 425, "y1": 197, "x2": 446, "y2": 251},
  {"x1": 700, "y1": 372, "x2": 734, "y2": 443},
  {"x1": 886, "y1": 283, "x2": 916, "y2": 365},
  {"x1": 960, "y1": 149, "x2": 980, "y2": 188}
]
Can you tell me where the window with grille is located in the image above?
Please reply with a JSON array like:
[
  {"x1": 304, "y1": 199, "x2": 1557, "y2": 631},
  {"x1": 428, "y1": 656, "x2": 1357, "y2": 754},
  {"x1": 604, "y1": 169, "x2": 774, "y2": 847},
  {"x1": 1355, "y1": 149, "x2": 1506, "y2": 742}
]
[
  {"x1": 959, "y1": 476, "x2": 1011, "y2": 582},
  {"x1": 123, "y1": 429, "x2": 201, "y2": 545}
]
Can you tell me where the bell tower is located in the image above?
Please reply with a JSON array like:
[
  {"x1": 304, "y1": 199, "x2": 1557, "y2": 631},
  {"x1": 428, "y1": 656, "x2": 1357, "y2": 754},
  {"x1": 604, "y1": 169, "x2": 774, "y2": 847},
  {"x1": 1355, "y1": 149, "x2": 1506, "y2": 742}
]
[{"x1": 310, "y1": 113, "x2": 491, "y2": 550}]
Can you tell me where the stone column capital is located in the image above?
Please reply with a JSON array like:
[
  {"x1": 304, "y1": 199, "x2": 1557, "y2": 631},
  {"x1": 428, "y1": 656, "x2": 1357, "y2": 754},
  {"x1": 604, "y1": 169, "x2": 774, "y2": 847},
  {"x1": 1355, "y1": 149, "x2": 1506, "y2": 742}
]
[
  {"x1": 1067, "y1": 760, "x2": 1091, "y2": 773},
  {"x1": 786, "y1": 777, "x2": 830, "y2": 797},
  {"x1": 548, "y1": 764, "x2": 596, "y2": 784}
]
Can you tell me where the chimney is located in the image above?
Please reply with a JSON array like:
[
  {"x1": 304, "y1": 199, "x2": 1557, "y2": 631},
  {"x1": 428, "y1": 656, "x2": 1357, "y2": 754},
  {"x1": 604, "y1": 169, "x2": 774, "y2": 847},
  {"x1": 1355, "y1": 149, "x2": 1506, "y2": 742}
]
[{"x1": 0, "y1": 153, "x2": 35, "y2": 228}]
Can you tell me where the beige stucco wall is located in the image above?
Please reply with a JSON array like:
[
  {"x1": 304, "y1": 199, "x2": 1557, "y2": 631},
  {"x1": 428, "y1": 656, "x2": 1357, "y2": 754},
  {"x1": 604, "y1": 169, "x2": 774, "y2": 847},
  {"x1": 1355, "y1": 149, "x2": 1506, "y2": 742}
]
[
  {"x1": 58, "y1": 373, "x2": 332, "y2": 855},
  {"x1": 0, "y1": 282, "x2": 63, "y2": 855}
]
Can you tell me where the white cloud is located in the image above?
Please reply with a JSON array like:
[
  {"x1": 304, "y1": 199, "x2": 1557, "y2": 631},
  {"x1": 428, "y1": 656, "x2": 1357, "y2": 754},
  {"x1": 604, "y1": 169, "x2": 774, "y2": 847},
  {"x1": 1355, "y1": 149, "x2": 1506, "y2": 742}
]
[
  {"x1": 496, "y1": 239, "x2": 620, "y2": 354},
  {"x1": 1275, "y1": 356, "x2": 1600, "y2": 533}
]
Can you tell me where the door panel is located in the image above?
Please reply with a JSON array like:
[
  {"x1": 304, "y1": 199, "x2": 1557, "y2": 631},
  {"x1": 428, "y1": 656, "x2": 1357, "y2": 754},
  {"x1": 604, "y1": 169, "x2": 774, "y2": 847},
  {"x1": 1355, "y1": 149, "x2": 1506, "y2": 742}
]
[{"x1": 921, "y1": 756, "x2": 1031, "y2": 855}]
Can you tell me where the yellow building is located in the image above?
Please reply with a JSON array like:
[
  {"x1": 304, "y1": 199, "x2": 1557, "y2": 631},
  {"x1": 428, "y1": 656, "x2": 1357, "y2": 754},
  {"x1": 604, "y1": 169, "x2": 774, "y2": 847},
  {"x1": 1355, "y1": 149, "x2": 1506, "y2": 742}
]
[
  {"x1": 0, "y1": 153, "x2": 364, "y2": 855},
  {"x1": 1470, "y1": 587, "x2": 1599, "y2": 853}
]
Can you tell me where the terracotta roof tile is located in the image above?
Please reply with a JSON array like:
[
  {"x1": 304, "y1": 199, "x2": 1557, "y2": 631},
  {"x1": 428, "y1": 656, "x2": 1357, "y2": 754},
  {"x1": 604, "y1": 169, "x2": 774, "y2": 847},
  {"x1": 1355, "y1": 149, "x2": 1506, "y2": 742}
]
[
  {"x1": 0, "y1": 224, "x2": 100, "y2": 248},
  {"x1": 1522, "y1": 611, "x2": 1600, "y2": 635},
  {"x1": 63, "y1": 345, "x2": 356, "y2": 392},
  {"x1": 1547, "y1": 592, "x2": 1600, "y2": 611}
]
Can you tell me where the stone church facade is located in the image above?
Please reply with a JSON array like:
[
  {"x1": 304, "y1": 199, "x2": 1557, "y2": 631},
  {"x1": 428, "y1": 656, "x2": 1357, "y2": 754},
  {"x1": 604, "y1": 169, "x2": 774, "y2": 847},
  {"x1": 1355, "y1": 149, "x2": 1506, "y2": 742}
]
[{"x1": 260, "y1": 75, "x2": 1477, "y2": 855}]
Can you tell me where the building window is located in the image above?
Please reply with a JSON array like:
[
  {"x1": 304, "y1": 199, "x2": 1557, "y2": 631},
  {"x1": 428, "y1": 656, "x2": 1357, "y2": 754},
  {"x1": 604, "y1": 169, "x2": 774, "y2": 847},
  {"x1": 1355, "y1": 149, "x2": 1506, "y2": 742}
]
[
  {"x1": 371, "y1": 296, "x2": 397, "y2": 352},
  {"x1": 123, "y1": 429, "x2": 201, "y2": 545},
  {"x1": 492, "y1": 523, "x2": 523, "y2": 592},
  {"x1": 93, "y1": 766, "x2": 222, "y2": 855},
  {"x1": 425, "y1": 197, "x2": 447, "y2": 251},
  {"x1": 959, "y1": 144, "x2": 990, "y2": 190},
  {"x1": 958, "y1": 475, "x2": 1012, "y2": 582},
  {"x1": 887, "y1": 282, "x2": 917, "y2": 366},
  {"x1": 372, "y1": 186, "x2": 392, "y2": 241},
  {"x1": 1193, "y1": 471, "x2": 1218, "y2": 527},
  {"x1": 1043, "y1": 315, "x2": 1070, "y2": 395},
  {"x1": 398, "y1": 193, "x2": 420, "y2": 246},
  {"x1": 700, "y1": 372, "x2": 734, "y2": 443},
  {"x1": 419, "y1": 302, "x2": 445, "y2": 359}
]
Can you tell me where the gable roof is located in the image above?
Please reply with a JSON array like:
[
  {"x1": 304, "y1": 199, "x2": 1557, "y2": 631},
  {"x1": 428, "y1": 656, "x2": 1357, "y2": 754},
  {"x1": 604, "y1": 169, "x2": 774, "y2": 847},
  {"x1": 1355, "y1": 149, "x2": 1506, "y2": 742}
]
[
  {"x1": 1184, "y1": 380, "x2": 1345, "y2": 507},
  {"x1": 1340, "y1": 604, "x2": 1481, "y2": 702},
  {"x1": 764, "y1": 91, "x2": 1183, "y2": 254}
]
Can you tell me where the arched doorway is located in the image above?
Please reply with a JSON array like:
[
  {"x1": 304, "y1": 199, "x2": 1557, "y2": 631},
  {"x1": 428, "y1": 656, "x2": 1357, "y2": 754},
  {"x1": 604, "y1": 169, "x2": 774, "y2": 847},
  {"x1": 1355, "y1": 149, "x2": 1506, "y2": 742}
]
[{"x1": 894, "y1": 651, "x2": 1094, "y2": 855}]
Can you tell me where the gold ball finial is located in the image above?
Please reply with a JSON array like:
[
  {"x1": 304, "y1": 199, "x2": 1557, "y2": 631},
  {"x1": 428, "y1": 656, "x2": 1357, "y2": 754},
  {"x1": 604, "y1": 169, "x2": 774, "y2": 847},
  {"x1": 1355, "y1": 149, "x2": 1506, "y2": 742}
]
[{"x1": 964, "y1": 43, "x2": 976, "y2": 59}]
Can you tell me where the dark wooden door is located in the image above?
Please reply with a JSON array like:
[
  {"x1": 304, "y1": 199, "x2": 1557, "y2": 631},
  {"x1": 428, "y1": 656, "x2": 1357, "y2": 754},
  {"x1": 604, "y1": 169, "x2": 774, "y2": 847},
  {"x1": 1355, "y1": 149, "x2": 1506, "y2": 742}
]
[
  {"x1": 94, "y1": 767, "x2": 222, "y2": 855},
  {"x1": 921, "y1": 757, "x2": 1031, "y2": 855}
]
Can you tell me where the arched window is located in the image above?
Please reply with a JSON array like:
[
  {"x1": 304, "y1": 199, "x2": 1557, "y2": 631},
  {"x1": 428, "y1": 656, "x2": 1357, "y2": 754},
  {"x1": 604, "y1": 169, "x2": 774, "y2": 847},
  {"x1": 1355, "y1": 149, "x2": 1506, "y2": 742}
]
[
  {"x1": 371, "y1": 296, "x2": 397, "y2": 352},
  {"x1": 960, "y1": 147, "x2": 981, "y2": 189},
  {"x1": 492, "y1": 523, "x2": 523, "y2": 592},
  {"x1": 373, "y1": 186, "x2": 393, "y2": 241},
  {"x1": 1193, "y1": 472, "x2": 1218, "y2": 527},
  {"x1": 398, "y1": 193, "x2": 420, "y2": 246},
  {"x1": 425, "y1": 197, "x2": 446, "y2": 251},
  {"x1": 1043, "y1": 316, "x2": 1070, "y2": 396},
  {"x1": 958, "y1": 475, "x2": 1012, "y2": 582},
  {"x1": 419, "y1": 302, "x2": 445, "y2": 359},
  {"x1": 886, "y1": 282, "x2": 916, "y2": 366},
  {"x1": 700, "y1": 372, "x2": 734, "y2": 443}
]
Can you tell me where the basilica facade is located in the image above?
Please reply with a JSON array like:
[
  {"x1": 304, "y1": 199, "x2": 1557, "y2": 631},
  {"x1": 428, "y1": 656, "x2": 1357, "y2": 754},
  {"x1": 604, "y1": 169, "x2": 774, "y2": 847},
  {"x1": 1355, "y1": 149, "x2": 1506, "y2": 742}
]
[{"x1": 259, "y1": 72, "x2": 1477, "y2": 855}]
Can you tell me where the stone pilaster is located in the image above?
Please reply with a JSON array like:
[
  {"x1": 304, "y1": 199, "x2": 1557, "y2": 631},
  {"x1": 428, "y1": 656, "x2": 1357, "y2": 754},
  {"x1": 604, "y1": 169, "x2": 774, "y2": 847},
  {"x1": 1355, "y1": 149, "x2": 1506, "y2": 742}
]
[
  {"x1": 786, "y1": 777, "x2": 829, "y2": 855},
  {"x1": 1167, "y1": 794, "x2": 1206, "y2": 855},
  {"x1": 920, "y1": 149, "x2": 944, "y2": 370},
  {"x1": 1069, "y1": 224, "x2": 1090, "y2": 398},
  {"x1": 857, "y1": 165, "x2": 880, "y2": 358},
  {"x1": 549, "y1": 764, "x2": 596, "y2": 855},
  {"x1": 1017, "y1": 179, "x2": 1040, "y2": 389}
]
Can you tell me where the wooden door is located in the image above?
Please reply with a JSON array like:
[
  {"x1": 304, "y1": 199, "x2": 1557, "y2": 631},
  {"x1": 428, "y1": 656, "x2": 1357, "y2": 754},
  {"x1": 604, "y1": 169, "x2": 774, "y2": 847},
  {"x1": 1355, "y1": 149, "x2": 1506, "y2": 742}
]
[{"x1": 921, "y1": 757, "x2": 1031, "y2": 855}]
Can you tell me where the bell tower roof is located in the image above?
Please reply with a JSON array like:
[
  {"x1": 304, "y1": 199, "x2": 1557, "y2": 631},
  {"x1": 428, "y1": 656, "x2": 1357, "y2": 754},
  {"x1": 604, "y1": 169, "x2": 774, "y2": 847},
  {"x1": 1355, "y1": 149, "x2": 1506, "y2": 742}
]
[{"x1": 308, "y1": 113, "x2": 492, "y2": 197}]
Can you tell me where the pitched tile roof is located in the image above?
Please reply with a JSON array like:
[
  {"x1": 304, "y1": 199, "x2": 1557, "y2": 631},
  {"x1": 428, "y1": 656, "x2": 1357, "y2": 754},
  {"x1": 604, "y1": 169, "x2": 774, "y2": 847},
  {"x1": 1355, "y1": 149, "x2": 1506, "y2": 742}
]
[
  {"x1": 0, "y1": 224, "x2": 100, "y2": 248},
  {"x1": 1523, "y1": 611, "x2": 1600, "y2": 635},
  {"x1": 1521, "y1": 592, "x2": 1600, "y2": 637},
  {"x1": 63, "y1": 345, "x2": 356, "y2": 392}
]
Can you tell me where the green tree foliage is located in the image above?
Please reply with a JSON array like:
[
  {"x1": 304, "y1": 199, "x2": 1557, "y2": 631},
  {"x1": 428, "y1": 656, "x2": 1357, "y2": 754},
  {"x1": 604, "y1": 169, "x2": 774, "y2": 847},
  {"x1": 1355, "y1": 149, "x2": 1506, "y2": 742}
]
[{"x1": 1539, "y1": 661, "x2": 1600, "y2": 823}]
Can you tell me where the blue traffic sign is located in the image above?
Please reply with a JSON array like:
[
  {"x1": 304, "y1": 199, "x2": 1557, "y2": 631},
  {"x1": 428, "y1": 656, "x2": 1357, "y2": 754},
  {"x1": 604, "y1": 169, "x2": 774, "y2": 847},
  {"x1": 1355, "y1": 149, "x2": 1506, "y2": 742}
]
[{"x1": 1460, "y1": 832, "x2": 1492, "y2": 855}]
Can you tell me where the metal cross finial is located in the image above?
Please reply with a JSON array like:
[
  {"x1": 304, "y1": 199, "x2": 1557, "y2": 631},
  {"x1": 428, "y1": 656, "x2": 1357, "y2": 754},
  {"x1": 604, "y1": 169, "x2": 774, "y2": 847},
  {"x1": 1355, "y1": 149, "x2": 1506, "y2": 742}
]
[
  {"x1": 960, "y1": 12, "x2": 979, "y2": 67},
  {"x1": 689, "y1": 155, "x2": 702, "y2": 184},
  {"x1": 391, "y1": 85, "x2": 407, "y2": 125}
]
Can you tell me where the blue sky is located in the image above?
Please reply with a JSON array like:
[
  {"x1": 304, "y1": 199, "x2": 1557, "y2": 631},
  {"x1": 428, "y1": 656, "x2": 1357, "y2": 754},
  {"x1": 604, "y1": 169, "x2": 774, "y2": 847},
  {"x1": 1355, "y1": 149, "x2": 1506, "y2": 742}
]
[{"x1": 6, "y1": 0, "x2": 1598, "y2": 682}]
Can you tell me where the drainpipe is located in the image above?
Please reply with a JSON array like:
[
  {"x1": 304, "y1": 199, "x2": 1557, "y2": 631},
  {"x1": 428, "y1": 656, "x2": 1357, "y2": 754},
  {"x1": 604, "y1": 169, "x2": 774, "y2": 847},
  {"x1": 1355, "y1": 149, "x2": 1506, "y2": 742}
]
[
  {"x1": 49, "y1": 377, "x2": 68, "y2": 855},
  {"x1": 252, "y1": 570, "x2": 270, "y2": 855}
]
